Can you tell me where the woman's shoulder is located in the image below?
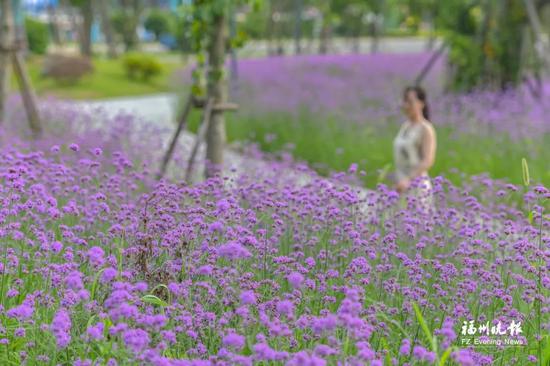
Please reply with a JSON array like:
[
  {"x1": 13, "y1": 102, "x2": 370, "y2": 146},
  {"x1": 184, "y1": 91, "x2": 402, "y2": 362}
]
[
  {"x1": 420, "y1": 120, "x2": 436, "y2": 137},
  {"x1": 420, "y1": 120, "x2": 435, "y2": 130}
]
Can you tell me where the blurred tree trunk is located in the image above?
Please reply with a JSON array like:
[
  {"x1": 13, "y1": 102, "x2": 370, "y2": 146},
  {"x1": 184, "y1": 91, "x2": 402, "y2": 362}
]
[
  {"x1": 370, "y1": 0, "x2": 384, "y2": 54},
  {"x1": 98, "y1": 0, "x2": 118, "y2": 58},
  {"x1": 131, "y1": 0, "x2": 142, "y2": 47},
  {"x1": 425, "y1": 10, "x2": 436, "y2": 51},
  {"x1": 352, "y1": 33, "x2": 361, "y2": 53},
  {"x1": 318, "y1": 18, "x2": 331, "y2": 54},
  {"x1": 524, "y1": 0, "x2": 550, "y2": 71},
  {"x1": 477, "y1": 0, "x2": 494, "y2": 85},
  {"x1": 118, "y1": 0, "x2": 142, "y2": 51},
  {"x1": 271, "y1": 2, "x2": 284, "y2": 56},
  {"x1": 294, "y1": 0, "x2": 303, "y2": 54},
  {"x1": 12, "y1": 52, "x2": 42, "y2": 137},
  {"x1": 229, "y1": 5, "x2": 238, "y2": 94},
  {"x1": 520, "y1": 24, "x2": 544, "y2": 98},
  {"x1": 318, "y1": 0, "x2": 332, "y2": 54},
  {"x1": 275, "y1": 21, "x2": 284, "y2": 55},
  {"x1": 351, "y1": 13, "x2": 363, "y2": 53},
  {"x1": 79, "y1": 0, "x2": 93, "y2": 56},
  {"x1": 494, "y1": 0, "x2": 525, "y2": 89},
  {"x1": 68, "y1": 4, "x2": 80, "y2": 44},
  {"x1": 205, "y1": 12, "x2": 227, "y2": 178},
  {"x1": 266, "y1": 1, "x2": 275, "y2": 55},
  {"x1": 47, "y1": 5, "x2": 62, "y2": 45},
  {"x1": 0, "y1": 0, "x2": 15, "y2": 122},
  {"x1": 370, "y1": 15, "x2": 379, "y2": 54},
  {"x1": 0, "y1": 0, "x2": 41, "y2": 135}
]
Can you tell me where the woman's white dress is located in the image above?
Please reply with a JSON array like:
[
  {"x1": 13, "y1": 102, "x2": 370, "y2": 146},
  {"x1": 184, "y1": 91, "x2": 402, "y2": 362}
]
[{"x1": 393, "y1": 120, "x2": 434, "y2": 211}]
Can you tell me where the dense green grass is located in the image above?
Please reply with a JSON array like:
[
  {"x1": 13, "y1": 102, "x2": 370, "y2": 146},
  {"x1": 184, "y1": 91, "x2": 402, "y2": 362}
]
[
  {"x1": 10, "y1": 55, "x2": 183, "y2": 100},
  {"x1": 186, "y1": 109, "x2": 550, "y2": 188}
]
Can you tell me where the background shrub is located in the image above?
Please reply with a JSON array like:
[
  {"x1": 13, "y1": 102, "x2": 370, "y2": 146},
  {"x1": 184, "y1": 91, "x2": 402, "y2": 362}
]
[
  {"x1": 122, "y1": 53, "x2": 142, "y2": 79},
  {"x1": 41, "y1": 54, "x2": 94, "y2": 84},
  {"x1": 122, "y1": 53, "x2": 163, "y2": 82},
  {"x1": 25, "y1": 17, "x2": 50, "y2": 54}
]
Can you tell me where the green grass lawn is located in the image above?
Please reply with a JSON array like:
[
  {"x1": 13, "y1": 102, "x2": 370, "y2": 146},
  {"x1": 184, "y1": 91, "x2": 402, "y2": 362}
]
[{"x1": 11, "y1": 54, "x2": 183, "y2": 100}]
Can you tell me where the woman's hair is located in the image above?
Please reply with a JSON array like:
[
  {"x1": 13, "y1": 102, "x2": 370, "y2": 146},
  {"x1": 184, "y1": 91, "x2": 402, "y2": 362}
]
[{"x1": 404, "y1": 86, "x2": 430, "y2": 120}]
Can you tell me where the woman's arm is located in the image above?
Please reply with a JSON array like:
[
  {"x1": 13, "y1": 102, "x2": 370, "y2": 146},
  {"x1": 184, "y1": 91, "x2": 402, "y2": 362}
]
[
  {"x1": 395, "y1": 123, "x2": 436, "y2": 192},
  {"x1": 411, "y1": 123, "x2": 436, "y2": 178}
]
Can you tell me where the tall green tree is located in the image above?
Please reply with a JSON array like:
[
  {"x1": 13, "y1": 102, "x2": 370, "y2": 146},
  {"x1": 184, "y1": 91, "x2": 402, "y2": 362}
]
[
  {"x1": 0, "y1": 0, "x2": 42, "y2": 135},
  {"x1": 70, "y1": 0, "x2": 93, "y2": 56},
  {"x1": 112, "y1": 0, "x2": 144, "y2": 51},
  {"x1": 186, "y1": 0, "x2": 261, "y2": 178},
  {"x1": 98, "y1": 0, "x2": 118, "y2": 58},
  {"x1": 0, "y1": 0, "x2": 15, "y2": 122},
  {"x1": 324, "y1": 0, "x2": 386, "y2": 53},
  {"x1": 317, "y1": 0, "x2": 333, "y2": 53}
]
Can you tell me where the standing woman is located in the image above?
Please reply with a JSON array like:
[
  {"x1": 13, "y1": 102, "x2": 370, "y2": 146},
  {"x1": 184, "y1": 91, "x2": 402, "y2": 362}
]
[{"x1": 393, "y1": 86, "x2": 437, "y2": 207}]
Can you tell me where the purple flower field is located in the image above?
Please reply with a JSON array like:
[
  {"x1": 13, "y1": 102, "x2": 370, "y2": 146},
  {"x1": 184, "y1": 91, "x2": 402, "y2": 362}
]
[
  {"x1": 0, "y1": 99, "x2": 548, "y2": 365},
  {"x1": 187, "y1": 53, "x2": 550, "y2": 187},
  {"x1": 232, "y1": 53, "x2": 550, "y2": 139}
]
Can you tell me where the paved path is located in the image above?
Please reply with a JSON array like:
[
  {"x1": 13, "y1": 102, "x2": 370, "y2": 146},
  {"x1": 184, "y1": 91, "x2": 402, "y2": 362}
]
[
  {"x1": 75, "y1": 94, "x2": 373, "y2": 214},
  {"x1": 80, "y1": 93, "x2": 178, "y2": 130},
  {"x1": 76, "y1": 93, "x2": 315, "y2": 180}
]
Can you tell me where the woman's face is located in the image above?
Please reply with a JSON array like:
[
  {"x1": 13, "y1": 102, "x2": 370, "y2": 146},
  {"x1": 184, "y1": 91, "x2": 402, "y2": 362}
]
[{"x1": 401, "y1": 90, "x2": 423, "y2": 118}]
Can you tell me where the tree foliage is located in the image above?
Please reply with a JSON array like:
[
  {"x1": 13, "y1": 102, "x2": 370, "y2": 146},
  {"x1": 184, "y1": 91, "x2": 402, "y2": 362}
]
[
  {"x1": 181, "y1": 0, "x2": 262, "y2": 97},
  {"x1": 222, "y1": 0, "x2": 548, "y2": 90},
  {"x1": 25, "y1": 17, "x2": 50, "y2": 54},
  {"x1": 404, "y1": 0, "x2": 545, "y2": 91},
  {"x1": 144, "y1": 9, "x2": 175, "y2": 40},
  {"x1": 112, "y1": 0, "x2": 144, "y2": 51}
]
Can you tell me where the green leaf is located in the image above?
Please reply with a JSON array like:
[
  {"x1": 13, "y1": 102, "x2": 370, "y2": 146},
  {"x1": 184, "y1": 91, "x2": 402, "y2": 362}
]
[
  {"x1": 251, "y1": 0, "x2": 263, "y2": 12},
  {"x1": 542, "y1": 334, "x2": 550, "y2": 366},
  {"x1": 377, "y1": 164, "x2": 391, "y2": 184},
  {"x1": 151, "y1": 284, "x2": 169, "y2": 293},
  {"x1": 151, "y1": 284, "x2": 172, "y2": 304},
  {"x1": 380, "y1": 336, "x2": 393, "y2": 365},
  {"x1": 376, "y1": 311, "x2": 411, "y2": 339},
  {"x1": 412, "y1": 302, "x2": 438, "y2": 354},
  {"x1": 439, "y1": 346, "x2": 457, "y2": 366},
  {"x1": 90, "y1": 268, "x2": 106, "y2": 301},
  {"x1": 230, "y1": 29, "x2": 249, "y2": 49},
  {"x1": 8, "y1": 337, "x2": 25, "y2": 352},
  {"x1": 141, "y1": 294, "x2": 168, "y2": 307},
  {"x1": 522, "y1": 158, "x2": 530, "y2": 186},
  {"x1": 191, "y1": 84, "x2": 204, "y2": 97},
  {"x1": 86, "y1": 314, "x2": 98, "y2": 328},
  {"x1": 117, "y1": 245, "x2": 123, "y2": 275},
  {"x1": 196, "y1": 53, "x2": 206, "y2": 66}
]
